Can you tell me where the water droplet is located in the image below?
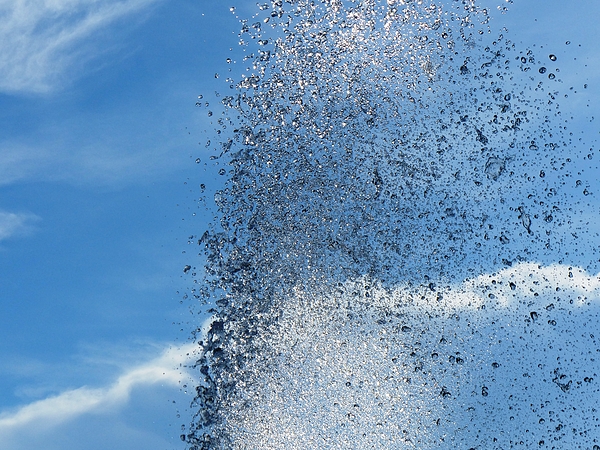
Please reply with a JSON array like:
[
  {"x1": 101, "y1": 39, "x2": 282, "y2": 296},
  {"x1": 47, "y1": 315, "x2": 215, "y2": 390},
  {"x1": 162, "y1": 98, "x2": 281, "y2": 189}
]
[
  {"x1": 485, "y1": 157, "x2": 505, "y2": 181},
  {"x1": 549, "y1": 54, "x2": 557, "y2": 61},
  {"x1": 189, "y1": 3, "x2": 600, "y2": 447}
]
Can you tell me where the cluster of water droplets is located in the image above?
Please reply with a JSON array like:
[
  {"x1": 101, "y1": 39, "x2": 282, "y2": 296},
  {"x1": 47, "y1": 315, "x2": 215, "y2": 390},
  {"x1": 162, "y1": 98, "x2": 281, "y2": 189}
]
[{"x1": 185, "y1": 0, "x2": 599, "y2": 448}]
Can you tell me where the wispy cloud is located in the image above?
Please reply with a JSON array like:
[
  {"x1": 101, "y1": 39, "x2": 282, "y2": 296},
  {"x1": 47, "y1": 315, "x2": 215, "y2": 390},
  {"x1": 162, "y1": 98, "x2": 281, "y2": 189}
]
[
  {"x1": 0, "y1": 343, "x2": 198, "y2": 434},
  {"x1": 0, "y1": 0, "x2": 161, "y2": 93},
  {"x1": 0, "y1": 211, "x2": 39, "y2": 241},
  {"x1": 0, "y1": 92, "x2": 200, "y2": 187}
]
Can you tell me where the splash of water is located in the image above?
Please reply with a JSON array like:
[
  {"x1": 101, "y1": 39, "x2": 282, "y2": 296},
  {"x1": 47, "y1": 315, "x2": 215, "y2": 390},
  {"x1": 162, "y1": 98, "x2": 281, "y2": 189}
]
[{"x1": 186, "y1": 1, "x2": 600, "y2": 448}]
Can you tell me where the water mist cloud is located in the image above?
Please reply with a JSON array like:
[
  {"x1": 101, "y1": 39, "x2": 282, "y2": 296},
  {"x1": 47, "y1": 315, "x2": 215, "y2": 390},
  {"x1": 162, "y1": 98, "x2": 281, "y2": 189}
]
[{"x1": 222, "y1": 263, "x2": 600, "y2": 448}]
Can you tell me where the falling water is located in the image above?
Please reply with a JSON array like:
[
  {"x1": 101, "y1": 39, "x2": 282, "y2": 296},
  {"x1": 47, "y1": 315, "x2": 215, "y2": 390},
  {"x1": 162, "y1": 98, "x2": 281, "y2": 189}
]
[{"x1": 186, "y1": 1, "x2": 600, "y2": 448}]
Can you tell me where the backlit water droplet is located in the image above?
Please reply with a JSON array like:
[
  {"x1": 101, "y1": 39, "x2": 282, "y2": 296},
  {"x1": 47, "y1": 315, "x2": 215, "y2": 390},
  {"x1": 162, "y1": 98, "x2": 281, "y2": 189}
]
[{"x1": 185, "y1": 2, "x2": 600, "y2": 448}]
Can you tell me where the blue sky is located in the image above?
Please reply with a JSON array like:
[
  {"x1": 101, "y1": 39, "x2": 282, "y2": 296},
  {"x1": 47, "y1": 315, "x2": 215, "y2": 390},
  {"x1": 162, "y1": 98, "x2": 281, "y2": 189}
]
[
  {"x1": 0, "y1": 1, "x2": 239, "y2": 448},
  {"x1": 0, "y1": 0, "x2": 599, "y2": 449}
]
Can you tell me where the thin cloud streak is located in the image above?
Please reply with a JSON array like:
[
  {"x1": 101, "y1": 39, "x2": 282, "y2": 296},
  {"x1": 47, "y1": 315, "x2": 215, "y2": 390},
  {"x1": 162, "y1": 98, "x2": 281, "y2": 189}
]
[
  {"x1": 0, "y1": 0, "x2": 161, "y2": 93},
  {"x1": 0, "y1": 101, "x2": 198, "y2": 187},
  {"x1": 0, "y1": 343, "x2": 198, "y2": 434},
  {"x1": 0, "y1": 211, "x2": 39, "y2": 241}
]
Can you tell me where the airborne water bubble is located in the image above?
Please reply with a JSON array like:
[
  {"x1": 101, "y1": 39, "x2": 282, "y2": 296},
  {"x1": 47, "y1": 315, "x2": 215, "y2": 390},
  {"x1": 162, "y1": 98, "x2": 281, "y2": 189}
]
[{"x1": 484, "y1": 156, "x2": 506, "y2": 181}]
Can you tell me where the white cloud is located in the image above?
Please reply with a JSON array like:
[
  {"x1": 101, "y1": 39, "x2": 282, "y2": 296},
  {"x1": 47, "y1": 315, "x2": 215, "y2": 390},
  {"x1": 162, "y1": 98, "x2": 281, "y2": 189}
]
[
  {"x1": 0, "y1": 211, "x2": 39, "y2": 241},
  {"x1": 0, "y1": 0, "x2": 161, "y2": 93},
  {"x1": 0, "y1": 343, "x2": 199, "y2": 435}
]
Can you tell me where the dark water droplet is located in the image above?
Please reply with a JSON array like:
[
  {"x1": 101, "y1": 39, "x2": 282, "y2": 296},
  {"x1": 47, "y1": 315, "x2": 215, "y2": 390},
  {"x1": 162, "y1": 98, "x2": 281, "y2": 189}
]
[
  {"x1": 549, "y1": 54, "x2": 557, "y2": 61},
  {"x1": 539, "y1": 66, "x2": 547, "y2": 74}
]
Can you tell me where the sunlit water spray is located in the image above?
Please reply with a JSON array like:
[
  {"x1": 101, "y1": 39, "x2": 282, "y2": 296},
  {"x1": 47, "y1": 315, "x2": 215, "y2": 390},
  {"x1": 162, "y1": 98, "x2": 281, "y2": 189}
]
[{"x1": 186, "y1": 1, "x2": 600, "y2": 448}]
